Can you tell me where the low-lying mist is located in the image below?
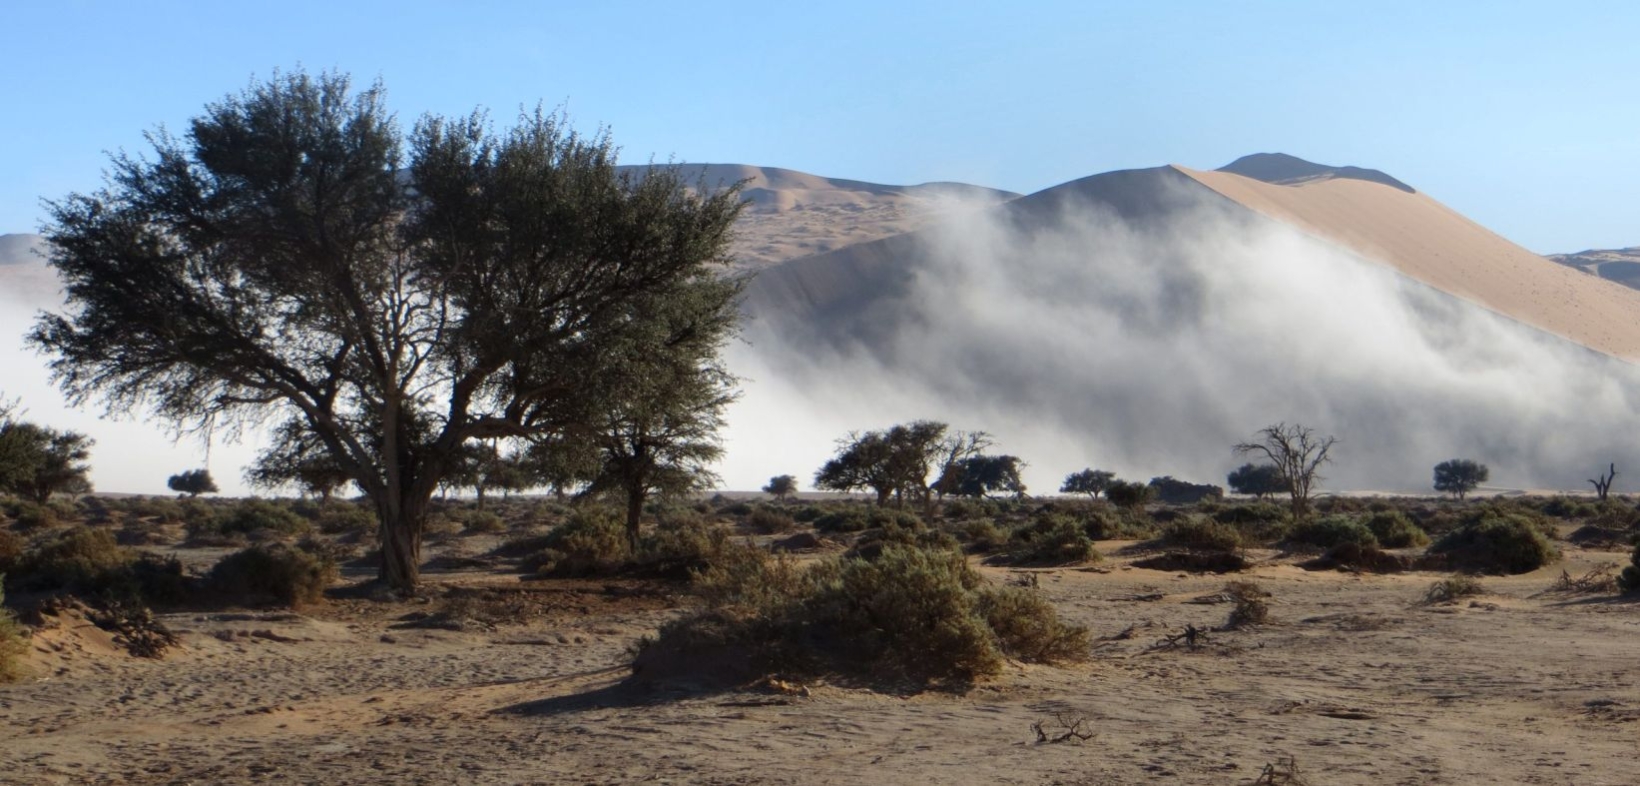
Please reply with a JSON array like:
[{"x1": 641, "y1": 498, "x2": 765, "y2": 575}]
[{"x1": 719, "y1": 182, "x2": 1640, "y2": 495}]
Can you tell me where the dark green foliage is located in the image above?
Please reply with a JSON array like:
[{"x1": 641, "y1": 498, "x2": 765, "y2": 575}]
[
  {"x1": 1211, "y1": 502, "x2": 1289, "y2": 543},
  {"x1": 1105, "y1": 480, "x2": 1154, "y2": 511},
  {"x1": 8, "y1": 501, "x2": 60, "y2": 531},
  {"x1": 457, "y1": 509, "x2": 506, "y2": 534},
  {"x1": 520, "y1": 509, "x2": 630, "y2": 576},
  {"x1": 747, "y1": 508, "x2": 796, "y2": 535},
  {"x1": 1081, "y1": 506, "x2": 1155, "y2": 541},
  {"x1": 637, "y1": 542, "x2": 1089, "y2": 687},
  {"x1": 1432, "y1": 459, "x2": 1489, "y2": 499},
  {"x1": 207, "y1": 544, "x2": 336, "y2": 608},
  {"x1": 952, "y1": 518, "x2": 1010, "y2": 553},
  {"x1": 0, "y1": 418, "x2": 94, "y2": 503},
  {"x1": 5, "y1": 528, "x2": 187, "y2": 603},
  {"x1": 762, "y1": 475, "x2": 798, "y2": 501},
  {"x1": 1159, "y1": 515, "x2": 1242, "y2": 551},
  {"x1": 935, "y1": 454, "x2": 1027, "y2": 499},
  {"x1": 1147, "y1": 476, "x2": 1223, "y2": 505},
  {"x1": 792, "y1": 506, "x2": 826, "y2": 524},
  {"x1": 1226, "y1": 463, "x2": 1284, "y2": 499},
  {"x1": 166, "y1": 468, "x2": 219, "y2": 497},
  {"x1": 205, "y1": 500, "x2": 312, "y2": 539},
  {"x1": 1541, "y1": 496, "x2": 1599, "y2": 520},
  {"x1": 1619, "y1": 543, "x2": 1640, "y2": 593},
  {"x1": 32, "y1": 69, "x2": 745, "y2": 593},
  {"x1": 1007, "y1": 513, "x2": 1098, "y2": 565},
  {"x1": 848, "y1": 519, "x2": 960, "y2": 561},
  {"x1": 1430, "y1": 513, "x2": 1560, "y2": 574},
  {"x1": 1288, "y1": 515, "x2": 1378, "y2": 551},
  {"x1": 815, "y1": 506, "x2": 921, "y2": 535},
  {"x1": 315, "y1": 502, "x2": 378, "y2": 536},
  {"x1": 1362, "y1": 511, "x2": 1429, "y2": 548},
  {"x1": 1060, "y1": 468, "x2": 1115, "y2": 499}
]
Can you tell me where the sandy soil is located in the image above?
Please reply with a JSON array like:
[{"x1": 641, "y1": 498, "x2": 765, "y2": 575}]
[{"x1": 3, "y1": 537, "x2": 1636, "y2": 785}]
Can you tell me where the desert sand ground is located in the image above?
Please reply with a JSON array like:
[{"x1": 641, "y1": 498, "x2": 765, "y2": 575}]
[{"x1": 3, "y1": 525, "x2": 1635, "y2": 786}]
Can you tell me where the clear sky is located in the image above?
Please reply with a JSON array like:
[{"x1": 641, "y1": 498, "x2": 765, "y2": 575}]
[{"x1": 4, "y1": 0, "x2": 1639, "y2": 254}]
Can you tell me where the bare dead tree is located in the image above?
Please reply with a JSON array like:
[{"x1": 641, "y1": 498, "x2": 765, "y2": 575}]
[
  {"x1": 1233, "y1": 423, "x2": 1337, "y2": 522},
  {"x1": 1589, "y1": 463, "x2": 1617, "y2": 501}
]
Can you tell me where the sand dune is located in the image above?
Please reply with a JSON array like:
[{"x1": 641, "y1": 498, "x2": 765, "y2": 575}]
[
  {"x1": 1549, "y1": 245, "x2": 1640, "y2": 290},
  {"x1": 624, "y1": 164, "x2": 1018, "y2": 269},
  {"x1": 1180, "y1": 164, "x2": 1640, "y2": 361}
]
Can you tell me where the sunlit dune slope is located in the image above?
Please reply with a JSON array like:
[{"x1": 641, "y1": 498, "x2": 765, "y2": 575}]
[{"x1": 1181, "y1": 161, "x2": 1640, "y2": 360}]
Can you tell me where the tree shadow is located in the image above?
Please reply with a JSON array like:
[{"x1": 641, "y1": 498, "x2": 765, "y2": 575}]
[
  {"x1": 494, "y1": 674, "x2": 740, "y2": 717},
  {"x1": 1542, "y1": 593, "x2": 1640, "y2": 609}
]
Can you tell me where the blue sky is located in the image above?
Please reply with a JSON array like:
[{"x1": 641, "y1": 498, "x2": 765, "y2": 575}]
[{"x1": 5, "y1": 0, "x2": 1638, "y2": 253}]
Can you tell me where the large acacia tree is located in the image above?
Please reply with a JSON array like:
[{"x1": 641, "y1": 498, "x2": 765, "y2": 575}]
[{"x1": 31, "y1": 71, "x2": 743, "y2": 592}]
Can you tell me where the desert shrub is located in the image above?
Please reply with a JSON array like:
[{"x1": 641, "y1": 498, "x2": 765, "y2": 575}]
[
  {"x1": 1541, "y1": 496, "x2": 1599, "y2": 520},
  {"x1": 1081, "y1": 507, "x2": 1155, "y2": 541},
  {"x1": 1158, "y1": 515, "x2": 1242, "y2": 552},
  {"x1": 1362, "y1": 511, "x2": 1429, "y2": 548},
  {"x1": 207, "y1": 543, "x2": 336, "y2": 607},
  {"x1": 316, "y1": 502, "x2": 377, "y2": 536},
  {"x1": 976, "y1": 584, "x2": 1092, "y2": 662},
  {"x1": 1314, "y1": 497, "x2": 1365, "y2": 515},
  {"x1": 791, "y1": 505, "x2": 826, "y2": 524},
  {"x1": 953, "y1": 518, "x2": 1010, "y2": 553},
  {"x1": 520, "y1": 509, "x2": 630, "y2": 576},
  {"x1": 638, "y1": 519, "x2": 749, "y2": 580},
  {"x1": 718, "y1": 500, "x2": 755, "y2": 517},
  {"x1": 1007, "y1": 513, "x2": 1097, "y2": 565},
  {"x1": 1105, "y1": 481, "x2": 1154, "y2": 511},
  {"x1": 1288, "y1": 515, "x2": 1378, "y2": 551},
  {"x1": 1423, "y1": 575, "x2": 1484, "y2": 604},
  {"x1": 457, "y1": 509, "x2": 507, "y2": 534},
  {"x1": 942, "y1": 497, "x2": 1002, "y2": 521},
  {"x1": 6, "y1": 528, "x2": 187, "y2": 602},
  {"x1": 1223, "y1": 580, "x2": 1270, "y2": 628},
  {"x1": 747, "y1": 508, "x2": 796, "y2": 535},
  {"x1": 10, "y1": 502, "x2": 60, "y2": 531},
  {"x1": 0, "y1": 584, "x2": 28, "y2": 683},
  {"x1": 640, "y1": 542, "x2": 1089, "y2": 687},
  {"x1": 1430, "y1": 513, "x2": 1560, "y2": 575},
  {"x1": 813, "y1": 508, "x2": 869, "y2": 534},
  {"x1": 8, "y1": 527, "x2": 132, "y2": 592},
  {"x1": 0, "y1": 531, "x2": 22, "y2": 573},
  {"x1": 848, "y1": 519, "x2": 959, "y2": 561},
  {"x1": 216, "y1": 500, "x2": 311, "y2": 538},
  {"x1": 1619, "y1": 543, "x2": 1640, "y2": 594}
]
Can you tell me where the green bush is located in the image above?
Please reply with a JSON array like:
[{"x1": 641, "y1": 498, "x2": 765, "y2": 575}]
[
  {"x1": 1159, "y1": 515, "x2": 1242, "y2": 551},
  {"x1": 813, "y1": 508, "x2": 869, "y2": 534},
  {"x1": 10, "y1": 502, "x2": 60, "y2": 531},
  {"x1": 1618, "y1": 543, "x2": 1640, "y2": 594},
  {"x1": 1082, "y1": 507, "x2": 1155, "y2": 541},
  {"x1": 6, "y1": 528, "x2": 187, "y2": 603},
  {"x1": 748, "y1": 508, "x2": 796, "y2": 535},
  {"x1": 207, "y1": 543, "x2": 336, "y2": 607},
  {"x1": 1363, "y1": 511, "x2": 1429, "y2": 548},
  {"x1": 457, "y1": 509, "x2": 507, "y2": 534},
  {"x1": 1424, "y1": 575, "x2": 1484, "y2": 604},
  {"x1": 0, "y1": 583, "x2": 28, "y2": 683},
  {"x1": 953, "y1": 518, "x2": 1010, "y2": 553},
  {"x1": 1430, "y1": 513, "x2": 1560, "y2": 575},
  {"x1": 220, "y1": 500, "x2": 311, "y2": 537},
  {"x1": 791, "y1": 506, "x2": 826, "y2": 524},
  {"x1": 639, "y1": 542, "x2": 1089, "y2": 687},
  {"x1": 976, "y1": 584, "x2": 1092, "y2": 662},
  {"x1": 1288, "y1": 515, "x2": 1378, "y2": 551},
  {"x1": 1007, "y1": 513, "x2": 1098, "y2": 565},
  {"x1": 316, "y1": 502, "x2": 377, "y2": 536},
  {"x1": 847, "y1": 519, "x2": 959, "y2": 561},
  {"x1": 520, "y1": 509, "x2": 630, "y2": 576}
]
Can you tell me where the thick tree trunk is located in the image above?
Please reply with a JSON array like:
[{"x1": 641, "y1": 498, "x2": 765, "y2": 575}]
[
  {"x1": 625, "y1": 486, "x2": 645, "y2": 554},
  {"x1": 377, "y1": 493, "x2": 426, "y2": 594}
]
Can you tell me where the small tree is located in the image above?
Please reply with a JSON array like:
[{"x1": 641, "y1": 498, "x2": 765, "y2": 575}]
[
  {"x1": 1589, "y1": 463, "x2": 1618, "y2": 501},
  {"x1": 1432, "y1": 459, "x2": 1489, "y2": 500},
  {"x1": 1226, "y1": 463, "x2": 1284, "y2": 500},
  {"x1": 167, "y1": 468, "x2": 219, "y2": 497},
  {"x1": 763, "y1": 475, "x2": 798, "y2": 502},
  {"x1": 0, "y1": 420, "x2": 93, "y2": 503},
  {"x1": 1233, "y1": 423, "x2": 1336, "y2": 522},
  {"x1": 814, "y1": 421, "x2": 956, "y2": 508},
  {"x1": 1060, "y1": 468, "x2": 1115, "y2": 500},
  {"x1": 935, "y1": 455, "x2": 1027, "y2": 499}
]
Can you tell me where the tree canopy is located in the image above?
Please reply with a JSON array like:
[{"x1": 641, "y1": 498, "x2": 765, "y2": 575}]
[
  {"x1": 1233, "y1": 423, "x2": 1336, "y2": 521},
  {"x1": 1060, "y1": 468, "x2": 1115, "y2": 499},
  {"x1": 30, "y1": 70, "x2": 743, "y2": 591},
  {"x1": 1432, "y1": 458, "x2": 1489, "y2": 500},
  {"x1": 167, "y1": 468, "x2": 219, "y2": 497},
  {"x1": 814, "y1": 421, "x2": 988, "y2": 509},
  {"x1": 1226, "y1": 462, "x2": 1284, "y2": 499}
]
